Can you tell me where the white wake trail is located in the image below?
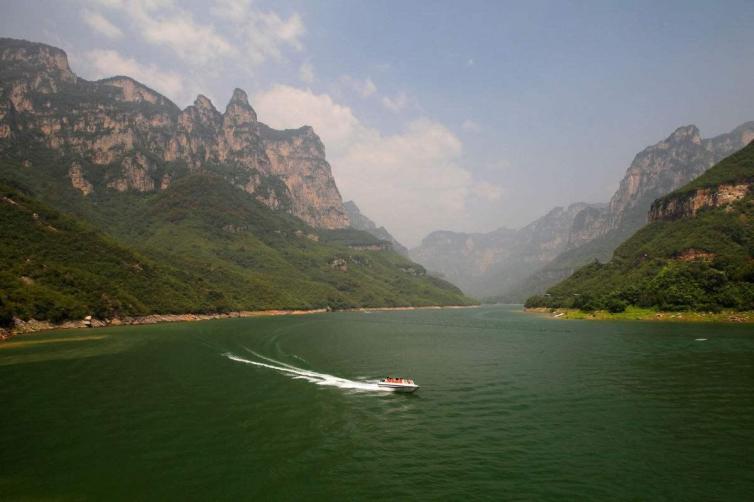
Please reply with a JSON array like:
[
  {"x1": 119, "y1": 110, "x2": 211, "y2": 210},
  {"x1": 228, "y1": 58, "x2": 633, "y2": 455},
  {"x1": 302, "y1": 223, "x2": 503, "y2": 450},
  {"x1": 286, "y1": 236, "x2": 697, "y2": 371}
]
[{"x1": 223, "y1": 352, "x2": 389, "y2": 392}]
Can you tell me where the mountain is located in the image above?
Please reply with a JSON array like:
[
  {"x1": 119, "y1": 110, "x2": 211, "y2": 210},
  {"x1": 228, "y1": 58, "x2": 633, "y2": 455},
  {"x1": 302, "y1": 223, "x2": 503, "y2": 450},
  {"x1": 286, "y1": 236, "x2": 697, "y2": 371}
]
[
  {"x1": 527, "y1": 140, "x2": 754, "y2": 312},
  {"x1": 497, "y1": 122, "x2": 754, "y2": 301},
  {"x1": 0, "y1": 38, "x2": 347, "y2": 229},
  {"x1": 0, "y1": 38, "x2": 473, "y2": 328},
  {"x1": 412, "y1": 122, "x2": 754, "y2": 302},
  {"x1": 343, "y1": 200, "x2": 409, "y2": 256},
  {"x1": 410, "y1": 202, "x2": 604, "y2": 299}
]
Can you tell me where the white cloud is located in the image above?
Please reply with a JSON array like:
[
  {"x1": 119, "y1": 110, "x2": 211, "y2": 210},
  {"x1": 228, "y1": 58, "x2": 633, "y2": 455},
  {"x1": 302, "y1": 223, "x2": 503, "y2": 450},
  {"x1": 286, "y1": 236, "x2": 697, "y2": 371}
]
[
  {"x1": 77, "y1": 49, "x2": 185, "y2": 102},
  {"x1": 381, "y1": 92, "x2": 408, "y2": 113},
  {"x1": 253, "y1": 85, "x2": 501, "y2": 245},
  {"x1": 81, "y1": 9, "x2": 123, "y2": 39},
  {"x1": 141, "y1": 14, "x2": 235, "y2": 64},
  {"x1": 87, "y1": 0, "x2": 303, "y2": 67},
  {"x1": 299, "y1": 61, "x2": 315, "y2": 83},
  {"x1": 461, "y1": 119, "x2": 481, "y2": 133},
  {"x1": 340, "y1": 75, "x2": 377, "y2": 98},
  {"x1": 212, "y1": 0, "x2": 305, "y2": 65},
  {"x1": 254, "y1": 85, "x2": 363, "y2": 153}
]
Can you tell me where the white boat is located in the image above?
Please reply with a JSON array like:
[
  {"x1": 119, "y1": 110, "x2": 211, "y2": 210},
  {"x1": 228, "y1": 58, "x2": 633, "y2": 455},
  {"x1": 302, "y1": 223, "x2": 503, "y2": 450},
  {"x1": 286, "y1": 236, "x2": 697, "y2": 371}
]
[{"x1": 378, "y1": 377, "x2": 419, "y2": 393}]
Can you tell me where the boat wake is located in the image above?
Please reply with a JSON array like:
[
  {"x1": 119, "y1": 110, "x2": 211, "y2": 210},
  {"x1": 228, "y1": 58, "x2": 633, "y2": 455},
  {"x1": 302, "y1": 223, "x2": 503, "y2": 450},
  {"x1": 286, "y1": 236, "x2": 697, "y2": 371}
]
[{"x1": 223, "y1": 351, "x2": 390, "y2": 392}]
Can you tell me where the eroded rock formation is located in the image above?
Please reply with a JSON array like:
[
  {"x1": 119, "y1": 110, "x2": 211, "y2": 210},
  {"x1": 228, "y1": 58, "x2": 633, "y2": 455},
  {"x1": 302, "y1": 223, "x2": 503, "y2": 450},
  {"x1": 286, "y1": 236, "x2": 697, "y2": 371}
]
[
  {"x1": 649, "y1": 182, "x2": 751, "y2": 221},
  {"x1": 0, "y1": 38, "x2": 349, "y2": 229}
]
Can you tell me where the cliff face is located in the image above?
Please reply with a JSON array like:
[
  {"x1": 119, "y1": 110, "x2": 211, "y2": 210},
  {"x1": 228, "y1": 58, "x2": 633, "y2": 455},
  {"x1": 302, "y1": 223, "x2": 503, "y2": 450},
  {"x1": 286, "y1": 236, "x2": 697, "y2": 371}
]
[
  {"x1": 505, "y1": 122, "x2": 754, "y2": 301},
  {"x1": 531, "y1": 141, "x2": 754, "y2": 313},
  {"x1": 649, "y1": 182, "x2": 751, "y2": 221},
  {"x1": 649, "y1": 138, "x2": 754, "y2": 221},
  {"x1": 409, "y1": 202, "x2": 602, "y2": 298},
  {"x1": 342, "y1": 200, "x2": 409, "y2": 256},
  {"x1": 412, "y1": 122, "x2": 754, "y2": 301},
  {"x1": 261, "y1": 125, "x2": 349, "y2": 228},
  {"x1": 0, "y1": 38, "x2": 349, "y2": 229},
  {"x1": 572, "y1": 123, "x2": 754, "y2": 240}
]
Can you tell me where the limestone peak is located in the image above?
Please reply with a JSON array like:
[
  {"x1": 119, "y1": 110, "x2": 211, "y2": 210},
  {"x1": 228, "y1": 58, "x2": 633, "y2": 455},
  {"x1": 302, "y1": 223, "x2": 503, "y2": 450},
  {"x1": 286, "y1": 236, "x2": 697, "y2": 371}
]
[
  {"x1": 229, "y1": 88, "x2": 250, "y2": 106},
  {"x1": 0, "y1": 37, "x2": 76, "y2": 83},
  {"x1": 667, "y1": 124, "x2": 701, "y2": 145},
  {"x1": 224, "y1": 88, "x2": 257, "y2": 124},
  {"x1": 194, "y1": 94, "x2": 217, "y2": 112}
]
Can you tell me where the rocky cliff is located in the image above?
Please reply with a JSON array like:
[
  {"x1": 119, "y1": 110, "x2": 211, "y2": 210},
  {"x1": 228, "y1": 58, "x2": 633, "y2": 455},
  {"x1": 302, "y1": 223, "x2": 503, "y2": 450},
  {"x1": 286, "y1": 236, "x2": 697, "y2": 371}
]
[
  {"x1": 529, "y1": 141, "x2": 754, "y2": 312},
  {"x1": 343, "y1": 200, "x2": 409, "y2": 256},
  {"x1": 412, "y1": 121, "x2": 754, "y2": 301},
  {"x1": 649, "y1": 182, "x2": 751, "y2": 221},
  {"x1": 0, "y1": 38, "x2": 349, "y2": 229},
  {"x1": 649, "y1": 138, "x2": 754, "y2": 221},
  {"x1": 569, "y1": 122, "x2": 754, "y2": 241},
  {"x1": 504, "y1": 122, "x2": 754, "y2": 301}
]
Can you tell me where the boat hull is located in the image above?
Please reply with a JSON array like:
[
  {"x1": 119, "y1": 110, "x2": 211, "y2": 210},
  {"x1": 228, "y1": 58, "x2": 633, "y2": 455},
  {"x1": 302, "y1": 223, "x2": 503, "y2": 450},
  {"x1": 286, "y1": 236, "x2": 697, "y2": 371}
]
[{"x1": 377, "y1": 383, "x2": 419, "y2": 393}]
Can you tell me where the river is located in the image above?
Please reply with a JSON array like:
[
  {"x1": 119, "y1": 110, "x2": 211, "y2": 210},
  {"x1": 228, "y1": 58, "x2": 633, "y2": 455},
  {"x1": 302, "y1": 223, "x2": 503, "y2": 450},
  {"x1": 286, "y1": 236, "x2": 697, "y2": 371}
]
[{"x1": 1, "y1": 305, "x2": 752, "y2": 500}]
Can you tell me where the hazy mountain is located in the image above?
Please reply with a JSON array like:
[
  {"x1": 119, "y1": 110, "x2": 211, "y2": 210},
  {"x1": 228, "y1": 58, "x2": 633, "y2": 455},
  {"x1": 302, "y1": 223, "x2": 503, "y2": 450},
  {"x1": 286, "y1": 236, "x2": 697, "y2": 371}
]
[
  {"x1": 410, "y1": 202, "x2": 604, "y2": 299},
  {"x1": 528, "y1": 140, "x2": 754, "y2": 312},
  {"x1": 343, "y1": 200, "x2": 409, "y2": 256},
  {"x1": 414, "y1": 121, "x2": 754, "y2": 302},
  {"x1": 509, "y1": 122, "x2": 754, "y2": 300}
]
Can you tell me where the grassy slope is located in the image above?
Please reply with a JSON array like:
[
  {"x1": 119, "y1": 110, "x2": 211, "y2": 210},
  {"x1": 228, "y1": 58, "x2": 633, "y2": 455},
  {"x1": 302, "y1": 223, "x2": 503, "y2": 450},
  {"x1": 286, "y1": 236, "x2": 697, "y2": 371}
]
[
  {"x1": 0, "y1": 158, "x2": 472, "y2": 325},
  {"x1": 124, "y1": 174, "x2": 472, "y2": 311},
  {"x1": 527, "y1": 142, "x2": 754, "y2": 312},
  {"x1": 0, "y1": 183, "x2": 214, "y2": 325}
]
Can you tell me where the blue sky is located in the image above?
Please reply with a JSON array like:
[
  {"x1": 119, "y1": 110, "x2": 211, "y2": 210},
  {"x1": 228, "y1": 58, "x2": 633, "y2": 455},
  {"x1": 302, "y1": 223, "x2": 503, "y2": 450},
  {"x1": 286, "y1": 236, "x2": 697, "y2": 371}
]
[{"x1": 3, "y1": 0, "x2": 754, "y2": 246}]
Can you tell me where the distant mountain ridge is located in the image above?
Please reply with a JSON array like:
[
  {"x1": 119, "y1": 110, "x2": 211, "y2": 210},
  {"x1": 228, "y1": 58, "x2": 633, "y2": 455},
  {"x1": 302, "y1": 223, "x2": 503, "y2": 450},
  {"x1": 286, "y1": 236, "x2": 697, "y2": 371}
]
[
  {"x1": 411, "y1": 121, "x2": 754, "y2": 301},
  {"x1": 508, "y1": 122, "x2": 754, "y2": 300},
  {"x1": 563, "y1": 123, "x2": 754, "y2": 243},
  {"x1": 528, "y1": 140, "x2": 754, "y2": 312},
  {"x1": 410, "y1": 202, "x2": 604, "y2": 298},
  {"x1": 343, "y1": 201, "x2": 409, "y2": 256}
]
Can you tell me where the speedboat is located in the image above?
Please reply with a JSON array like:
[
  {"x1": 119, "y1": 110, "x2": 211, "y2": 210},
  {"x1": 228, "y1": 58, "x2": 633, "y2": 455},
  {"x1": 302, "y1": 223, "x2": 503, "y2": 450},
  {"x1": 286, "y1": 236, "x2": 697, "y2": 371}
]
[{"x1": 378, "y1": 377, "x2": 419, "y2": 393}]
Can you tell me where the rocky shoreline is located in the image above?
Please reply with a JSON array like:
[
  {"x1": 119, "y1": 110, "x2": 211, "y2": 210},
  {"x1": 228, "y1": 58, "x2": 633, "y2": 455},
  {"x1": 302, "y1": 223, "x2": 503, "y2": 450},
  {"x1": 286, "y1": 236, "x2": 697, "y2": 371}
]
[{"x1": 0, "y1": 305, "x2": 477, "y2": 341}]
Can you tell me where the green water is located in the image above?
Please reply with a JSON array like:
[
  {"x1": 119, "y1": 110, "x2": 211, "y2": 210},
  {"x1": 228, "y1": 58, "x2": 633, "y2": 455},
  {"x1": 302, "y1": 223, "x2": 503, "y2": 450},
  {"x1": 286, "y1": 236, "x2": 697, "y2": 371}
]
[{"x1": 1, "y1": 306, "x2": 753, "y2": 500}]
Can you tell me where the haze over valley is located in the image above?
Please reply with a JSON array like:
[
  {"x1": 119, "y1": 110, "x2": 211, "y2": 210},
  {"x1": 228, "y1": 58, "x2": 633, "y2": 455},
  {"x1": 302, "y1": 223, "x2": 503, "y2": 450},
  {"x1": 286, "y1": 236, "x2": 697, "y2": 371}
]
[{"x1": 2, "y1": 2, "x2": 754, "y2": 500}]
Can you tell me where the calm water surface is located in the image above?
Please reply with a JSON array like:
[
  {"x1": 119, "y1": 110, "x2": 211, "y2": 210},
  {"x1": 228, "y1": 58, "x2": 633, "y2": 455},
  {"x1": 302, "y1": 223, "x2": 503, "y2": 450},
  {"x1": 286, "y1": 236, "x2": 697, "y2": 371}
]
[{"x1": 1, "y1": 306, "x2": 753, "y2": 500}]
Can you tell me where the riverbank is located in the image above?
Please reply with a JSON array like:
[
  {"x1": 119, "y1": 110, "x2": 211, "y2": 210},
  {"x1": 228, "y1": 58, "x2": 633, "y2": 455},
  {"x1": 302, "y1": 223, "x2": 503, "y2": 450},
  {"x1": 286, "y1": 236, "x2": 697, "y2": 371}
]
[
  {"x1": 525, "y1": 306, "x2": 754, "y2": 323},
  {"x1": 0, "y1": 304, "x2": 478, "y2": 341}
]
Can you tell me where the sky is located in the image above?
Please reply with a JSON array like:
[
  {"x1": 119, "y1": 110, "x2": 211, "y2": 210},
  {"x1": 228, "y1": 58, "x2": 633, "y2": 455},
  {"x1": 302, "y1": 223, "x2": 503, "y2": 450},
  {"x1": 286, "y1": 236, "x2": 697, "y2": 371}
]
[{"x1": 2, "y1": 0, "x2": 754, "y2": 247}]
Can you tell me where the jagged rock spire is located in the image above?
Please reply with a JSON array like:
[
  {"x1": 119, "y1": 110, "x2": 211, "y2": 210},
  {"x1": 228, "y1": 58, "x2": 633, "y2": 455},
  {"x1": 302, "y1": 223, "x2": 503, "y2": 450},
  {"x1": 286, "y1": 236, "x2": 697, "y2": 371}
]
[
  {"x1": 667, "y1": 124, "x2": 701, "y2": 145},
  {"x1": 224, "y1": 88, "x2": 257, "y2": 125},
  {"x1": 194, "y1": 94, "x2": 217, "y2": 112}
]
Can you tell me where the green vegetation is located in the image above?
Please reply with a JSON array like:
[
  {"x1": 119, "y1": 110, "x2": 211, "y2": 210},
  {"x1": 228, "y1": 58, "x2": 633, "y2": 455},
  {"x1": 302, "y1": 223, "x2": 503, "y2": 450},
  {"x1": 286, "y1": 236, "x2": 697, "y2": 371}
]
[
  {"x1": 527, "y1": 142, "x2": 754, "y2": 313},
  {"x1": 0, "y1": 167, "x2": 473, "y2": 327},
  {"x1": 0, "y1": 36, "x2": 475, "y2": 329},
  {"x1": 0, "y1": 183, "x2": 211, "y2": 326},
  {"x1": 528, "y1": 306, "x2": 754, "y2": 323}
]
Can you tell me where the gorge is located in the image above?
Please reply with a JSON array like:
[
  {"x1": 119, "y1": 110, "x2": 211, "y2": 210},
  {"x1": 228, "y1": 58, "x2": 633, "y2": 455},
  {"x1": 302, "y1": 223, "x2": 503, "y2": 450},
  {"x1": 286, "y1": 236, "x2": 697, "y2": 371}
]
[{"x1": 411, "y1": 121, "x2": 754, "y2": 302}]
